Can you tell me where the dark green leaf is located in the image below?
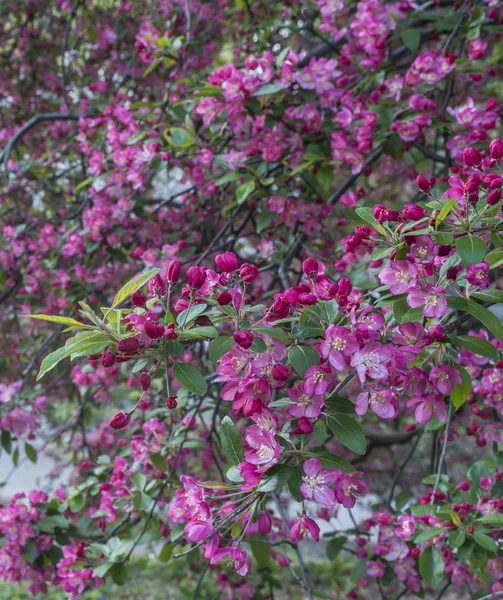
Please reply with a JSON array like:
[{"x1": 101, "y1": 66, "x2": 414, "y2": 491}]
[
  {"x1": 219, "y1": 416, "x2": 244, "y2": 465},
  {"x1": 288, "y1": 345, "x2": 319, "y2": 377},
  {"x1": 326, "y1": 415, "x2": 366, "y2": 454},
  {"x1": 400, "y1": 28, "x2": 421, "y2": 51},
  {"x1": 208, "y1": 336, "x2": 235, "y2": 361},
  {"x1": 172, "y1": 362, "x2": 207, "y2": 395},
  {"x1": 452, "y1": 335, "x2": 498, "y2": 360},
  {"x1": 257, "y1": 464, "x2": 293, "y2": 492},
  {"x1": 456, "y1": 235, "x2": 486, "y2": 267},
  {"x1": 419, "y1": 545, "x2": 444, "y2": 587},
  {"x1": 452, "y1": 365, "x2": 472, "y2": 410},
  {"x1": 250, "y1": 541, "x2": 271, "y2": 568}
]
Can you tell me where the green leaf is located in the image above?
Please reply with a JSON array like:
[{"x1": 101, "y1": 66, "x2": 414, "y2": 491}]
[
  {"x1": 419, "y1": 545, "x2": 444, "y2": 587},
  {"x1": 256, "y1": 210, "x2": 276, "y2": 233},
  {"x1": 435, "y1": 198, "x2": 456, "y2": 229},
  {"x1": 219, "y1": 416, "x2": 244, "y2": 465},
  {"x1": 448, "y1": 530, "x2": 466, "y2": 548},
  {"x1": 400, "y1": 28, "x2": 421, "y2": 51},
  {"x1": 236, "y1": 179, "x2": 256, "y2": 204},
  {"x1": 172, "y1": 362, "x2": 207, "y2": 395},
  {"x1": 176, "y1": 303, "x2": 208, "y2": 326},
  {"x1": 182, "y1": 326, "x2": 219, "y2": 339},
  {"x1": 251, "y1": 337, "x2": 267, "y2": 353},
  {"x1": 477, "y1": 514, "x2": 503, "y2": 526},
  {"x1": 110, "y1": 563, "x2": 128, "y2": 586},
  {"x1": 208, "y1": 336, "x2": 235, "y2": 361},
  {"x1": 130, "y1": 471, "x2": 147, "y2": 491},
  {"x1": 257, "y1": 464, "x2": 293, "y2": 492},
  {"x1": 485, "y1": 249, "x2": 503, "y2": 269},
  {"x1": 324, "y1": 396, "x2": 355, "y2": 414},
  {"x1": 22, "y1": 314, "x2": 86, "y2": 328},
  {"x1": 415, "y1": 527, "x2": 447, "y2": 543},
  {"x1": 133, "y1": 493, "x2": 152, "y2": 511},
  {"x1": 465, "y1": 299, "x2": 503, "y2": 342},
  {"x1": 474, "y1": 531, "x2": 498, "y2": 553},
  {"x1": 326, "y1": 537, "x2": 346, "y2": 560},
  {"x1": 452, "y1": 365, "x2": 472, "y2": 410},
  {"x1": 250, "y1": 541, "x2": 271, "y2": 568},
  {"x1": 305, "y1": 451, "x2": 355, "y2": 473},
  {"x1": 326, "y1": 415, "x2": 366, "y2": 455},
  {"x1": 150, "y1": 453, "x2": 168, "y2": 472},
  {"x1": 456, "y1": 235, "x2": 487, "y2": 267},
  {"x1": 371, "y1": 246, "x2": 394, "y2": 261},
  {"x1": 22, "y1": 541, "x2": 37, "y2": 564},
  {"x1": 251, "y1": 327, "x2": 288, "y2": 343},
  {"x1": 110, "y1": 268, "x2": 160, "y2": 311},
  {"x1": 392, "y1": 297, "x2": 423, "y2": 324},
  {"x1": 252, "y1": 83, "x2": 286, "y2": 96},
  {"x1": 69, "y1": 494, "x2": 86, "y2": 513},
  {"x1": 37, "y1": 345, "x2": 72, "y2": 381},
  {"x1": 25, "y1": 442, "x2": 37, "y2": 464},
  {"x1": 452, "y1": 335, "x2": 498, "y2": 360},
  {"x1": 288, "y1": 345, "x2": 319, "y2": 377},
  {"x1": 472, "y1": 290, "x2": 503, "y2": 304}
]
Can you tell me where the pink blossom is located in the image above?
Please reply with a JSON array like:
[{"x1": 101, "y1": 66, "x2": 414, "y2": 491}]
[
  {"x1": 407, "y1": 285, "x2": 447, "y2": 318},
  {"x1": 300, "y1": 458, "x2": 341, "y2": 505},
  {"x1": 334, "y1": 473, "x2": 368, "y2": 508},
  {"x1": 378, "y1": 261, "x2": 418, "y2": 295},
  {"x1": 351, "y1": 342, "x2": 394, "y2": 385},
  {"x1": 290, "y1": 516, "x2": 320, "y2": 542},
  {"x1": 406, "y1": 394, "x2": 447, "y2": 424},
  {"x1": 288, "y1": 382, "x2": 325, "y2": 418}
]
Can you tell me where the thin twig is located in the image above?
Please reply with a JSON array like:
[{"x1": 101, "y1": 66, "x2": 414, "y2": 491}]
[{"x1": 431, "y1": 401, "x2": 453, "y2": 504}]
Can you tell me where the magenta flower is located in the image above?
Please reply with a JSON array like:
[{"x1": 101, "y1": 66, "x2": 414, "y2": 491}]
[
  {"x1": 290, "y1": 516, "x2": 320, "y2": 542},
  {"x1": 304, "y1": 363, "x2": 332, "y2": 395},
  {"x1": 407, "y1": 285, "x2": 447, "y2": 318},
  {"x1": 300, "y1": 458, "x2": 341, "y2": 505},
  {"x1": 408, "y1": 235, "x2": 437, "y2": 262},
  {"x1": 406, "y1": 394, "x2": 447, "y2": 424},
  {"x1": 244, "y1": 427, "x2": 280, "y2": 469},
  {"x1": 350, "y1": 342, "x2": 394, "y2": 385},
  {"x1": 184, "y1": 504, "x2": 213, "y2": 542},
  {"x1": 288, "y1": 382, "x2": 324, "y2": 418},
  {"x1": 396, "y1": 515, "x2": 415, "y2": 539},
  {"x1": 466, "y1": 262, "x2": 490, "y2": 289},
  {"x1": 367, "y1": 561, "x2": 385, "y2": 578},
  {"x1": 429, "y1": 364, "x2": 462, "y2": 394},
  {"x1": 334, "y1": 472, "x2": 368, "y2": 508},
  {"x1": 210, "y1": 546, "x2": 251, "y2": 576},
  {"x1": 356, "y1": 386, "x2": 399, "y2": 419},
  {"x1": 378, "y1": 261, "x2": 418, "y2": 295},
  {"x1": 319, "y1": 325, "x2": 359, "y2": 370}
]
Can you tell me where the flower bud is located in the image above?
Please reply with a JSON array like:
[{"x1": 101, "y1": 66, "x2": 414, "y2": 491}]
[
  {"x1": 292, "y1": 417, "x2": 313, "y2": 435},
  {"x1": 487, "y1": 189, "x2": 502, "y2": 206},
  {"x1": 215, "y1": 251, "x2": 238, "y2": 273},
  {"x1": 489, "y1": 137, "x2": 503, "y2": 160},
  {"x1": 166, "y1": 395, "x2": 178, "y2": 409},
  {"x1": 164, "y1": 323, "x2": 178, "y2": 339},
  {"x1": 463, "y1": 147, "x2": 482, "y2": 167},
  {"x1": 465, "y1": 174, "x2": 480, "y2": 193},
  {"x1": 117, "y1": 337, "x2": 140, "y2": 353},
  {"x1": 346, "y1": 235, "x2": 363, "y2": 248},
  {"x1": 233, "y1": 330, "x2": 254, "y2": 349},
  {"x1": 372, "y1": 204, "x2": 387, "y2": 223},
  {"x1": 402, "y1": 204, "x2": 425, "y2": 221},
  {"x1": 428, "y1": 325, "x2": 445, "y2": 342},
  {"x1": 459, "y1": 481, "x2": 470, "y2": 492},
  {"x1": 354, "y1": 225, "x2": 371, "y2": 238},
  {"x1": 148, "y1": 273, "x2": 167, "y2": 297},
  {"x1": 338, "y1": 278, "x2": 352, "y2": 297},
  {"x1": 109, "y1": 411, "x2": 130, "y2": 430},
  {"x1": 416, "y1": 175, "x2": 431, "y2": 192},
  {"x1": 166, "y1": 259, "x2": 182, "y2": 283},
  {"x1": 139, "y1": 372, "x2": 151, "y2": 391},
  {"x1": 217, "y1": 290, "x2": 232, "y2": 305},
  {"x1": 298, "y1": 293, "x2": 317, "y2": 306},
  {"x1": 132, "y1": 291, "x2": 146, "y2": 307},
  {"x1": 101, "y1": 351, "x2": 116, "y2": 368},
  {"x1": 272, "y1": 363, "x2": 289, "y2": 382},
  {"x1": 446, "y1": 266, "x2": 460, "y2": 281},
  {"x1": 239, "y1": 263, "x2": 258, "y2": 282},
  {"x1": 174, "y1": 299, "x2": 190, "y2": 313},
  {"x1": 186, "y1": 266, "x2": 207, "y2": 290},
  {"x1": 145, "y1": 321, "x2": 165, "y2": 339},
  {"x1": 302, "y1": 258, "x2": 319, "y2": 276}
]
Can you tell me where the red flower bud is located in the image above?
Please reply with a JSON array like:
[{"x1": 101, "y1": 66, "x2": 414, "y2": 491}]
[
  {"x1": 239, "y1": 263, "x2": 258, "y2": 283},
  {"x1": 463, "y1": 147, "x2": 482, "y2": 167},
  {"x1": 272, "y1": 363, "x2": 289, "y2": 382},
  {"x1": 163, "y1": 323, "x2": 178, "y2": 339},
  {"x1": 302, "y1": 258, "x2": 319, "y2": 276},
  {"x1": 109, "y1": 411, "x2": 130, "y2": 430},
  {"x1": 346, "y1": 235, "x2": 363, "y2": 248},
  {"x1": 372, "y1": 204, "x2": 387, "y2": 223},
  {"x1": 487, "y1": 189, "x2": 502, "y2": 206},
  {"x1": 292, "y1": 417, "x2": 313, "y2": 435},
  {"x1": 148, "y1": 273, "x2": 167, "y2": 297},
  {"x1": 215, "y1": 251, "x2": 238, "y2": 273},
  {"x1": 354, "y1": 225, "x2": 371, "y2": 238},
  {"x1": 144, "y1": 321, "x2": 165, "y2": 339},
  {"x1": 166, "y1": 259, "x2": 182, "y2": 283},
  {"x1": 338, "y1": 278, "x2": 352, "y2": 297},
  {"x1": 139, "y1": 372, "x2": 151, "y2": 391},
  {"x1": 101, "y1": 351, "x2": 116, "y2": 368},
  {"x1": 117, "y1": 337, "x2": 140, "y2": 353},
  {"x1": 186, "y1": 266, "x2": 207, "y2": 290},
  {"x1": 465, "y1": 174, "x2": 480, "y2": 193},
  {"x1": 175, "y1": 299, "x2": 190, "y2": 313},
  {"x1": 233, "y1": 330, "x2": 254, "y2": 349},
  {"x1": 166, "y1": 395, "x2": 178, "y2": 409},
  {"x1": 402, "y1": 204, "x2": 425, "y2": 221},
  {"x1": 217, "y1": 290, "x2": 233, "y2": 305},
  {"x1": 416, "y1": 174, "x2": 431, "y2": 192},
  {"x1": 489, "y1": 137, "x2": 503, "y2": 160},
  {"x1": 446, "y1": 266, "x2": 460, "y2": 280},
  {"x1": 132, "y1": 291, "x2": 146, "y2": 307},
  {"x1": 298, "y1": 293, "x2": 317, "y2": 306}
]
